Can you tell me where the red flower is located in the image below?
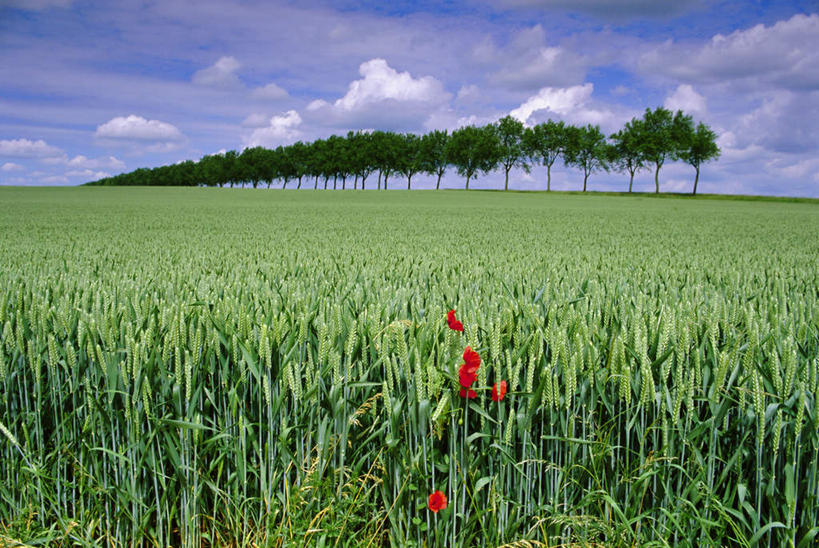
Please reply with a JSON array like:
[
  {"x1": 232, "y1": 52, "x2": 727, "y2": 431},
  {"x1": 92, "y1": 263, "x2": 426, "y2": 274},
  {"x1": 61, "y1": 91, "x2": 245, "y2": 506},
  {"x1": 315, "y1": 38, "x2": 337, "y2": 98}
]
[
  {"x1": 428, "y1": 490, "x2": 447, "y2": 513},
  {"x1": 461, "y1": 347, "x2": 480, "y2": 375},
  {"x1": 459, "y1": 369, "x2": 477, "y2": 388},
  {"x1": 447, "y1": 309, "x2": 464, "y2": 332},
  {"x1": 458, "y1": 346, "x2": 481, "y2": 398},
  {"x1": 492, "y1": 380, "x2": 507, "y2": 402}
]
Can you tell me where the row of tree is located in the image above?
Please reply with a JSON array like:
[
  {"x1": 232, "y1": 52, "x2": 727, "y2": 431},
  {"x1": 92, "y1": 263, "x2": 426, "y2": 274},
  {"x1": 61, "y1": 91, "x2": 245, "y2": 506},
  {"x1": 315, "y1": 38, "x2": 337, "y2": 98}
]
[{"x1": 88, "y1": 107, "x2": 720, "y2": 195}]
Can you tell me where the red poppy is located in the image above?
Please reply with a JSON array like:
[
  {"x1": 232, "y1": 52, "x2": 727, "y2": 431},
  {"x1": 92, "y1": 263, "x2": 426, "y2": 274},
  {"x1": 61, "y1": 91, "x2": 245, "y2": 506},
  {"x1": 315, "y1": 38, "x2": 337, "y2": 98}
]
[
  {"x1": 461, "y1": 347, "x2": 480, "y2": 375},
  {"x1": 492, "y1": 380, "x2": 507, "y2": 402},
  {"x1": 446, "y1": 310, "x2": 464, "y2": 332},
  {"x1": 459, "y1": 388, "x2": 477, "y2": 399},
  {"x1": 459, "y1": 369, "x2": 477, "y2": 388},
  {"x1": 428, "y1": 490, "x2": 447, "y2": 513}
]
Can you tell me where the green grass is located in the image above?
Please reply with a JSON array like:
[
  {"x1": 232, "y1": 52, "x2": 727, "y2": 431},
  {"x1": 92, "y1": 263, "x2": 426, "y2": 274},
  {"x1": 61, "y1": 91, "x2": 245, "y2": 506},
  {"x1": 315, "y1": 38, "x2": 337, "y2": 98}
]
[{"x1": 0, "y1": 187, "x2": 818, "y2": 547}]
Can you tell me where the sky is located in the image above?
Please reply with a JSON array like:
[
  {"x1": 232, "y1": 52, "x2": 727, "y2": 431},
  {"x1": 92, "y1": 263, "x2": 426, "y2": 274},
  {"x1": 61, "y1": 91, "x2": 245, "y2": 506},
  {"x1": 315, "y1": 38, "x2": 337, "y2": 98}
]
[{"x1": 1, "y1": 0, "x2": 818, "y2": 196}]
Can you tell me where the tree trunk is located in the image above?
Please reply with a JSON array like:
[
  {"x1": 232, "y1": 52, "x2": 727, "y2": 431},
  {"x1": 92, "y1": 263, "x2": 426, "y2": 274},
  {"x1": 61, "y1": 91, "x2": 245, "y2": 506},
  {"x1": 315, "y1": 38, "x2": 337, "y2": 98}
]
[
  {"x1": 505, "y1": 168, "x2": 509, "y2": 191},
  {"x1": 654, "y1": 163, "x2": 660, "y2": 194},
  {"x1": 546, "y1": 164, "x2": 551, "y2": 192},
  {"x1": 384, "y1": 173, "x2": 388, "y2": 190},
  {"x1": 407, "y1": 174, "x2": 412, "y2": 190},
  {"x1": 354, "y1": 175, "x2": 358, "y2": 190},
  {"x1": 466, "y1": 174, "x2": 471, "y2": 190},
  {"x1": 361, "y1": 175, "x2": 367, "y2": 190},
  {"x1": 324, "y1": 176, "x2": 328, "y2": 190},
  {"x1": 436, "y1": 172, "x2": 442, "y2": 190},
  {"x1": 333, "y1": 175, "x2": 337, "y2": 190},
  {"x1": 628, "y1": 171, "x2": 634, "y2": 193},
  {"x1": 282, "y1": 179, "x2": 288, "y2": 190},
  {"x1": 297, "y1": 176, "x2": 302, "y2": 189},
  {"x1": 342, "y1": 175, "x2": 346, "y2": 190},
  {"x1": 692, "y1": 165, "x2": 699, "y2": 195},
  {"x1": 583, "y1": 172, "x2": 588, "y2": 192},
  {"x1": 314, "y1": 175, "x2": 318, "y2": 190},
  {"x1": 377, "y1": 171, "x2": 382, "y2": 190}
]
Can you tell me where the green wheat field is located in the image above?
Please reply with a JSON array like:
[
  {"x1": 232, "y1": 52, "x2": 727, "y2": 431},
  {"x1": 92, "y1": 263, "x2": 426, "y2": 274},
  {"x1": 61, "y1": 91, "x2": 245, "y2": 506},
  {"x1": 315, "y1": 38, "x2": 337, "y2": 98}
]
[{"x1": 1, "y1": 187, "x2": 818, "y2": 547}]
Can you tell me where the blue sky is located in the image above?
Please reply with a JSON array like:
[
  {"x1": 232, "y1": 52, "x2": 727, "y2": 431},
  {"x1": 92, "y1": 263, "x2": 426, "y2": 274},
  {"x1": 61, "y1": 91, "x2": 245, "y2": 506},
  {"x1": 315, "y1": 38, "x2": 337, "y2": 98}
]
[{"x1": 1, "y1": 0, "x2": 817, "y2": 196}]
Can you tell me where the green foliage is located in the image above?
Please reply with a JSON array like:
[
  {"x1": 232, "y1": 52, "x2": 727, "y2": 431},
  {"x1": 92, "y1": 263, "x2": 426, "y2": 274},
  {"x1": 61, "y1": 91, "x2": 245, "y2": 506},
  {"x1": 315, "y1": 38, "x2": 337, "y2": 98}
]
[
  {"x1": 563, "y1": 124, "x2": 609, "y2": 191},
  {"x1": 495, "y1": 115, "x2": 529, "y2": 191},
  {"x1": 1, "y1": 188, "x2": 817, "y2": 546},
  {"x1": 446, "y1": 125, "x2": 501, "y2": 189},
  {"x1": 522, "y1": 120, "x2": 567, "y2": 191}
]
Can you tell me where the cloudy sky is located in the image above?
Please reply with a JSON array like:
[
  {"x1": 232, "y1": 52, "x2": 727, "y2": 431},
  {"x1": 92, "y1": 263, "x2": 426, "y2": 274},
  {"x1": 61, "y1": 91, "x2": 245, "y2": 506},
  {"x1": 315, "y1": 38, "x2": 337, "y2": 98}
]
[{"x1": 1, "y1": 0, "x2": 817, "y2": 195}]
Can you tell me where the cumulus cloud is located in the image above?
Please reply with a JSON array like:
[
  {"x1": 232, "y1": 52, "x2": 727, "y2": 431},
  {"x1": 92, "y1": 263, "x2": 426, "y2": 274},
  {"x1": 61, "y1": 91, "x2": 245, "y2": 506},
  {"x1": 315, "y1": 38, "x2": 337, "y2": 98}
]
[
  {"x1": 65, "y1": 169, "x2": 110, "y2": 179},
  {"x1": 0, "y1": 138, "x2": 64, "y2": 159},
  {"x1": 639, "y1": 14, "x2": 819, "y2": 90},
  {"x1": 251, "y1": 82, "x2": 289, "y2": 100},
  {"x1": 735, "y1": 90, "x2": 819, "y2": 154},
  {"x1": 245, "y1": 110, "x2": 302, "y2": 147},
  {"x1": 474, "y1": 25, "x2": 586, "y2": 90},
  {"x1": 510, "y1": 83, "x2": 631, "y2": 131},
  {"x1": 66, "y1": 155, "x2": 126, "y2": 170},
  {"x1": 304, "y1": 59, "x2": 451, "y2": 130},
  {"x1": 490, "y1": 46, "x2": 585, "y2": 90},
  {"x1": 96, "y1": 115, "x2": 185, "y2": 145},
  {"x1": 664, "y1": 84, "x2": 706, "y2": 116},
  {"x1": 1, "y1": 162, "x2": 24, "y2": 172},
  {"x1": 242, "y1": 113, "x2": 271, "y2": 128},
  {"x1": 192, "y1": 56, "x2": 242, "y2": 88}
]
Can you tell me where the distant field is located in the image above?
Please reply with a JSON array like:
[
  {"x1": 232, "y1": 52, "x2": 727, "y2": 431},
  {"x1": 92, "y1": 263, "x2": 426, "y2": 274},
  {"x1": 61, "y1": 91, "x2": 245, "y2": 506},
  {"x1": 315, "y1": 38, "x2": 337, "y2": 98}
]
[{"x1": 1, "y1": 187, "x2": 818, "y2": 546}]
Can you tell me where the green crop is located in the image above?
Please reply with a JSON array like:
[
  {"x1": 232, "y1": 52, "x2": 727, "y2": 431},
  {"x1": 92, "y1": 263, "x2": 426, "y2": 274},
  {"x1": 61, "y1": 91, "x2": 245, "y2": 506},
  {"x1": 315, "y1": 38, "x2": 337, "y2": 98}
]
[{"x1": 0, "y1": 187, "x2": 818, "y2": 547}]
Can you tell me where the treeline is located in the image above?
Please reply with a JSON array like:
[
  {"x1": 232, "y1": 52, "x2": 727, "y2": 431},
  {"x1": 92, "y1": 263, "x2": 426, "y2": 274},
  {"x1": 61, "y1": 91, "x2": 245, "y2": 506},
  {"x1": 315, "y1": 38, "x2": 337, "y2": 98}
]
[{"x1": 88, "y1": 107, "x2": 720, "y2": 194}]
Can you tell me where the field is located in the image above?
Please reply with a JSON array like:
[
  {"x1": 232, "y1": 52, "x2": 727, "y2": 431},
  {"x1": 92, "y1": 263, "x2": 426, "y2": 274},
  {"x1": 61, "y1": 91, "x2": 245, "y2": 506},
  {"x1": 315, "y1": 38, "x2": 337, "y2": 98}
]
[{"x1": 0, "y1": 187, "x2": 818, "y2": 547}]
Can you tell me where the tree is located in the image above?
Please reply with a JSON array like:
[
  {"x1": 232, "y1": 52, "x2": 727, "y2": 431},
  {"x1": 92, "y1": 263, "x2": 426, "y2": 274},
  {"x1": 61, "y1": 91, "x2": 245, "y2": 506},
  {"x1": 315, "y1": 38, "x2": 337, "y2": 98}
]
[
  {"x1": 419, "y1": 129, "x2": 449, "y2": 189},
  {"x1": 347, "y1": 131, "x2": 374, "y2": 189},
  {"x1": 564, "y1": 124, "x2": 609, "y2": 192},
  {"x1": 446, "y1": 125, "x2": 501, "y2": 190},
  {"x1": 397, "y1": 133, "x2": 423, "y2": 190},
  {"x1": 680, "y1": 121, "x2": 720, "y2": 195},
  {"x1": 495, "y1": 115, "x2": 528, "y2": 191},
  {"x1": 638, "y1": 107, "x2": 692, "y2": 193},
  {"x1": 522, "y1": 120, "x2": 566, "y2": 191},
  {"x1": 287, "y1": 141, "x2": 310, "y2": 189},
  {"x1": 609, "y1": 118, "x2": 645, "y2": 193}
]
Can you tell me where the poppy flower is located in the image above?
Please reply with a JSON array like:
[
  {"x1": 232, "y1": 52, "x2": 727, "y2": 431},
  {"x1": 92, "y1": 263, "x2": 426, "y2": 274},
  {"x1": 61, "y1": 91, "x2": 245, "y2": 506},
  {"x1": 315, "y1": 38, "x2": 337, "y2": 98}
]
[
  {"x1": 461, "y1": 347, "x2": 480, "y2": 375},
  {"x1": 492, "y1": 380, "x2": 507, "y2": 402},
  {"x1": 459, "y1": 369, "x2": 477, "y2": 389},
  {"x1": 428, "y1": 490, "x2": 447, "y2": 513},
  {"x1": 459, "y1": 388, "x2": 477, "y2": 399},
  {"x1": 446, "y1": 310, "x2": 464, "y2": 332}
]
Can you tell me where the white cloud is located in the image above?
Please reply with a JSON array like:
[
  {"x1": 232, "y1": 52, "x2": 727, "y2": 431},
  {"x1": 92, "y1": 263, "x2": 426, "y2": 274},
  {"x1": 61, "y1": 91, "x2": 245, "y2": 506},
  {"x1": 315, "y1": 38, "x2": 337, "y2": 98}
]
[
  {"x1": 639, "y1": 14, "x2": 819, "y2": 90},
  {"x1": 303, "y1": 58, "x2": 451, "y2": 130},
  {"x1": 65, "y1": 169, "x2": 110, "y2": 179},
  {"x1": 192, "y1": 56, "x2": 242, "y2": 88},
  {"x1": 242, "y1": 113, "x2": 271, "y2": 128},
  {"x1": 664, "y1": 84, "x2": 706, "y2": 116},
  {"x1": 337, "y1": 58, "x2": 449, "y2": 110},
  {"x1": 66, "y1": 155, "x2": 126, "y2": 170},
  {"x1": 95, "y1": 115, "x2": 185, "y2": 143},
  {"x1": 510, "y1": 83, "x2": 631, "y2": 131},
  {"x1": 251, "y1": 82, "x2": 289, "y2": 100},
  {"x1": 0, "y1": 138, "x2": 64, "y2": 159},
  {"x1": 1, "y1": 162, "x2": 24, "y2": 172},
  {"x1": 510, "y1": 83, "x2": 592, "y2": 121},
  {"x1": 245, "y1": 110, "x2": 302, "y2": 147}
]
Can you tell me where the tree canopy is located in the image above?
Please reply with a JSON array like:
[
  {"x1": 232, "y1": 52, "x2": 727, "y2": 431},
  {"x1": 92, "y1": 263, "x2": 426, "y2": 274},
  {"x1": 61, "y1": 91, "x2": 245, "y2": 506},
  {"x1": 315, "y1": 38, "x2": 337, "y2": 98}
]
[{"x1": 88, "y1": 108, "x2": 719, "y2": 194}]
